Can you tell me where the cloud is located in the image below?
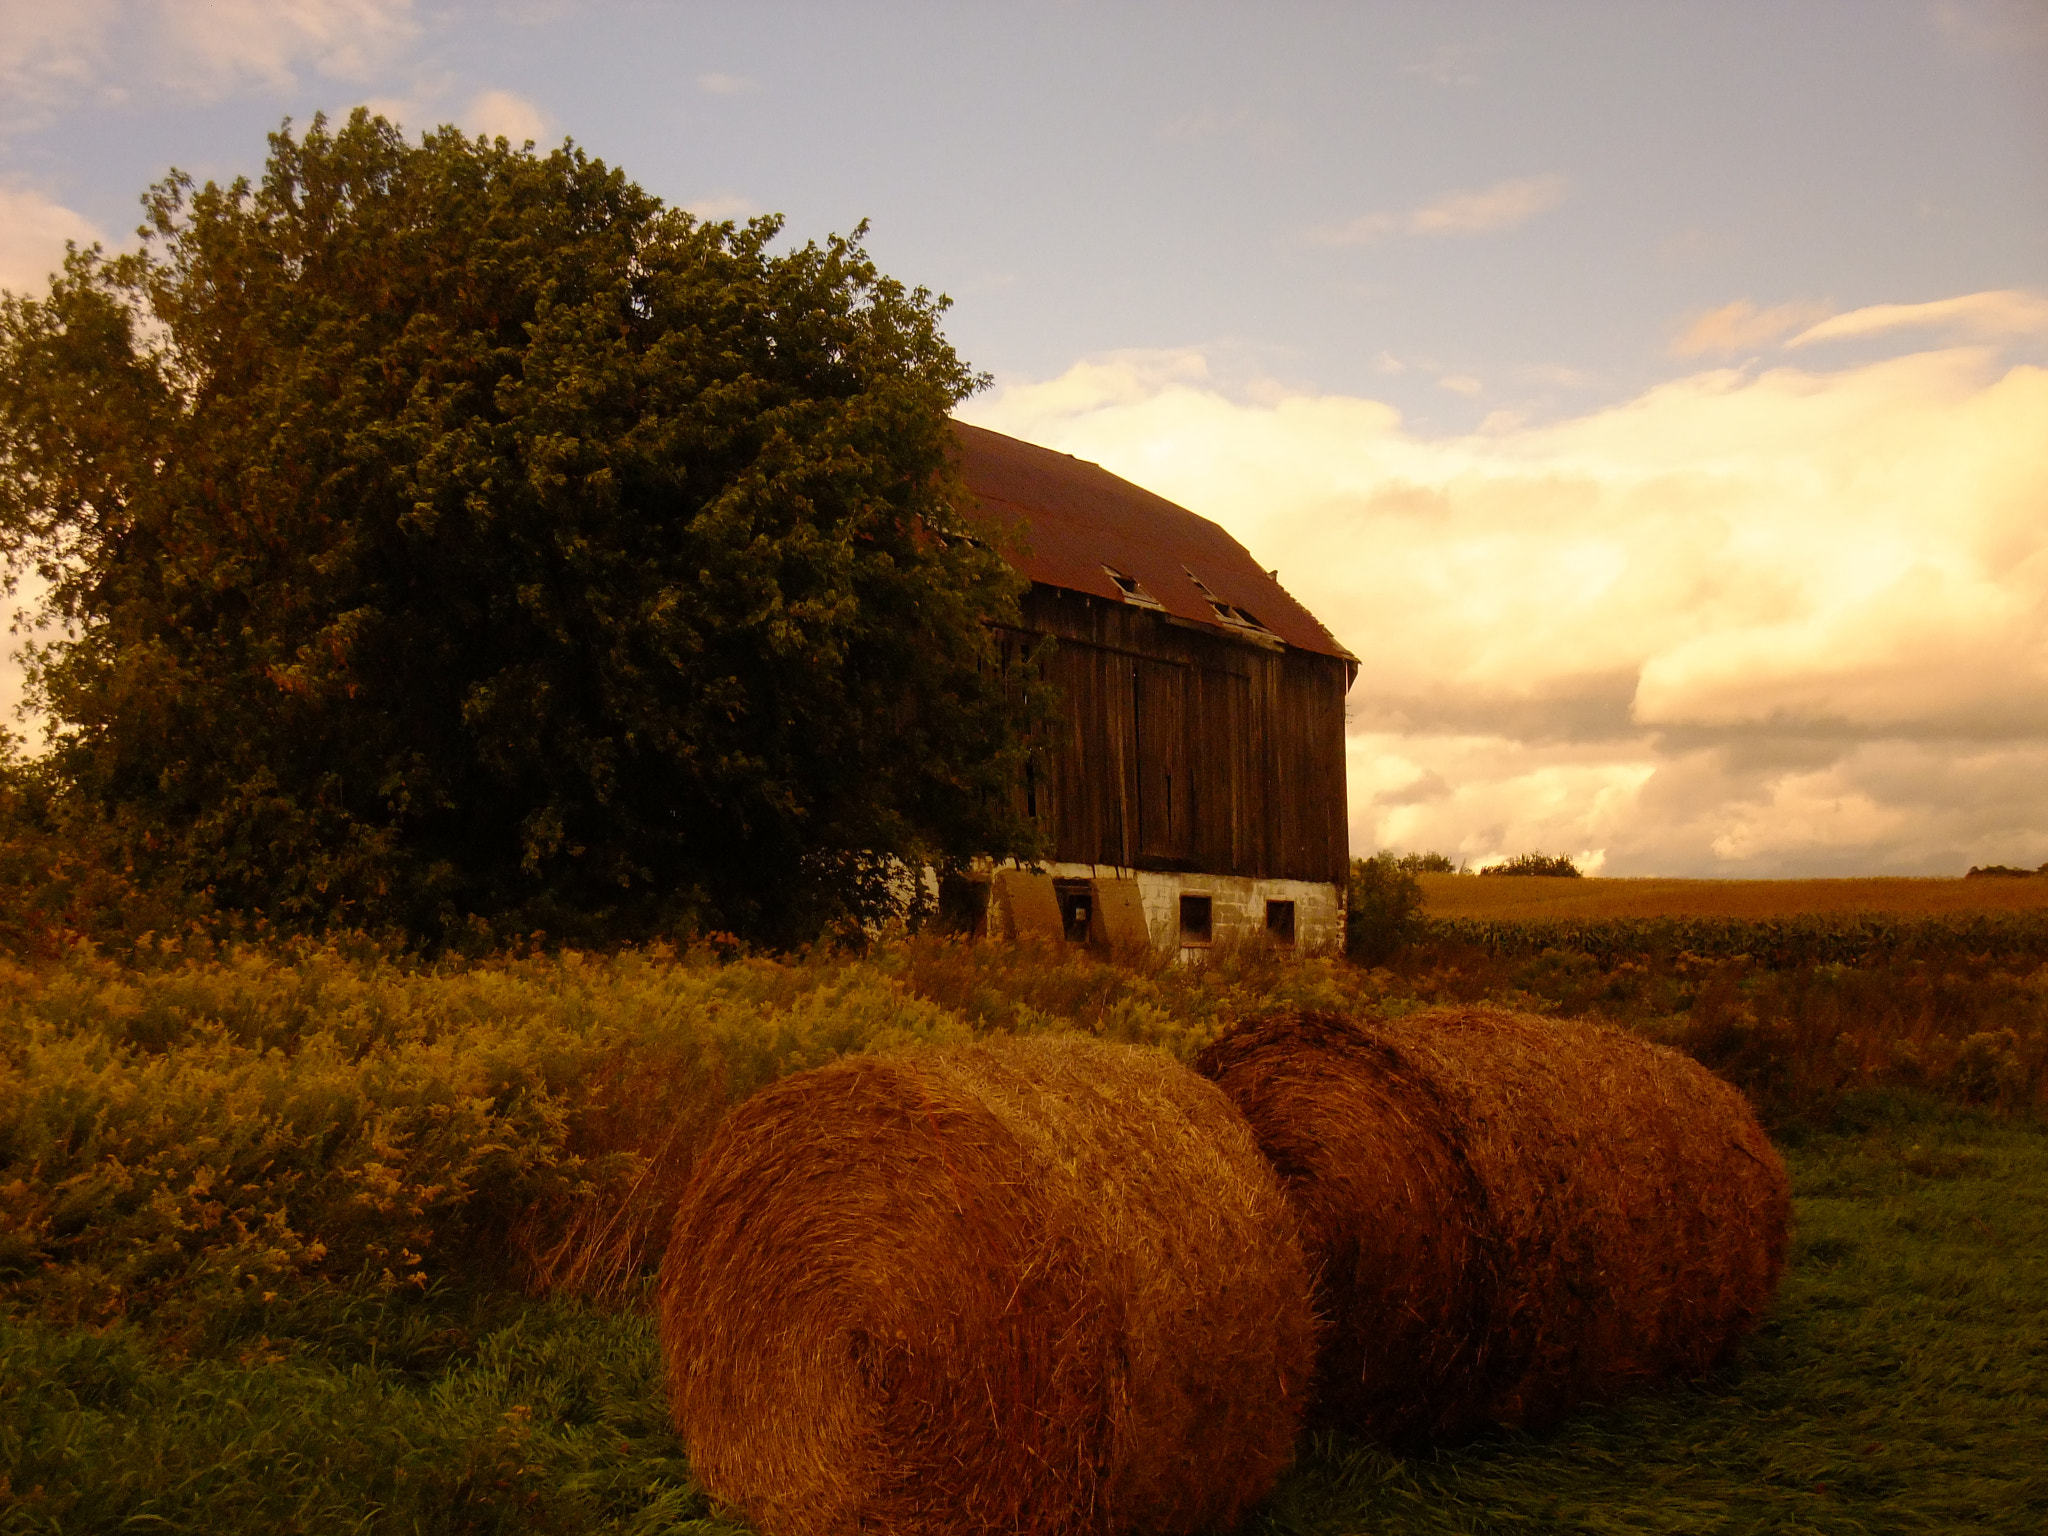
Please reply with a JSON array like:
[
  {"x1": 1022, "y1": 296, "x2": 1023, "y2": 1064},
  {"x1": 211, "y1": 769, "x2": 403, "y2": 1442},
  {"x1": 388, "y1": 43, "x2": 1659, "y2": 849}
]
[
  {"x1": 1931, "y1": 0, "x2": 2048, "y2": 55},
  {"x1": 357, "y1": 92, "x2": 423, "y2": 128},
  {"x1": 696, "y1": 71, "x2": 759, "y2": 96},
  {"x1": 463, "y1": 88, "x2": 547, "y2": 145},
  {"x1": 0, "y1": 186, "x2": 107, "y2": 297},
  {"x1": 0, "y1": 0, "x2": 114, "y2": 129},
  {"x1": 1672, "y1": 299, "x2": 1831, "y2": 357},
  {"x1": 681, "y1": 192, "x2": 761, "y2": 222},
  {"x1": 158, "y1": 0, "x2": 417, "y2": 91},
  {"x1": 0, "y1": 0, "x2": 415, "y2": 119},
  {"x1": 1790, "y1": 289, "x2": 2048, "y2": 346},
  {"x1": 1314, "y1": 174, "x2": 1568, "y2": 247},
  {"x1": 961, "y1": 322, "x2": 2048, "y2": 875}
]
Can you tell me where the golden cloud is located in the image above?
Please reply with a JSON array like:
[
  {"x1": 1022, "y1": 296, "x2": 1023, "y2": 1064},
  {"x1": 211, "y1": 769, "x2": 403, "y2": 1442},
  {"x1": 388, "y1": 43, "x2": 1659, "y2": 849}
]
[
  {"x1": 1671, "y1": 299, "x2": 1831, "y2": 357},
  {"x1": 1312, "y1": 174, "x2": 1568, "y2": 246},
  {"x1": 963, "y1": 330, "x2": 2048, "y2": 873},
  {"x1": 1790, "y1": 289, "x2": 2048, "y2": 346},
  {"x1": 0, "y1": 186, "x2": 105, "y2": 296},
  {"x1": 464, "y1": 88, "x2": 547, "y2": 145}
]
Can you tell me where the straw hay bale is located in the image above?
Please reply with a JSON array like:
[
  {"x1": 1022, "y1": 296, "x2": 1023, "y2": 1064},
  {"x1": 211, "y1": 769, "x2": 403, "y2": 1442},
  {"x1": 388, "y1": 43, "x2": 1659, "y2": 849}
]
[
  {"x1": 1196, "y1": 1006, "x2": 1790, "y2": 1442},
  {"x1": 658, "y1": 1033, "x2": 1318, "y2": 1536}
]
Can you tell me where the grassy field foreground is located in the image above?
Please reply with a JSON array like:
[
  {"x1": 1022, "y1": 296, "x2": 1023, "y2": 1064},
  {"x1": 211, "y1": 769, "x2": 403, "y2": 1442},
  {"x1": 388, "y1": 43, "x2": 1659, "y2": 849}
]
[
  {"x1": 5, "y1": 1097, "x2": 2041, "y2": 1535},
  {"x1": 2, "y1": 936, "x2": 2044, "y2": 1533}
]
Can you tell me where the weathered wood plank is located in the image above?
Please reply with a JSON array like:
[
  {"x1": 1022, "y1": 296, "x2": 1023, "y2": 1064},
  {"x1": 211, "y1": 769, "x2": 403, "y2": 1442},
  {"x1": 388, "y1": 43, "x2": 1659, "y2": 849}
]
[{"x1": 1005, "y1": 585, "x2": 1349, "y2": 883}]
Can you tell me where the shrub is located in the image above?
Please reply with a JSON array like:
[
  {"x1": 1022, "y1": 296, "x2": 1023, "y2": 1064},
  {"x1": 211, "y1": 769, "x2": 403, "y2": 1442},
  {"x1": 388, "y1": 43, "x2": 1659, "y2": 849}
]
[{"x1": 1347, "y1": 854, "x2": 1426, "y2": 966}]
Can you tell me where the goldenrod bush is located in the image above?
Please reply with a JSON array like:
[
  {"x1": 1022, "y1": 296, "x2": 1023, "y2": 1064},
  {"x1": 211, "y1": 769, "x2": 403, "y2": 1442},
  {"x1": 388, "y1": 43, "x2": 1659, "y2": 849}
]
[
  {"x1": 0, "y1": 939, "x2": 978, "y2": 1329},
  {"x1": 0, "y1": 933, "x2": 1388, "y2": 1333},
  {"x1": 4, "y1": 919, "x2": 2037, "y2": 1349}
]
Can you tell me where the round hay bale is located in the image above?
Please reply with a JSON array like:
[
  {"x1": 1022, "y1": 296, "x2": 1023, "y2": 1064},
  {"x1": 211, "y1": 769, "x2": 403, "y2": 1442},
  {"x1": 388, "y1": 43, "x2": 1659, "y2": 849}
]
[
  {"x1": 1195, "y1": 1006, "x2": 1790, "y2": 1443},
  {"x1": 658, "y1": 1033, "x2": 1318, "y2": 1536}
]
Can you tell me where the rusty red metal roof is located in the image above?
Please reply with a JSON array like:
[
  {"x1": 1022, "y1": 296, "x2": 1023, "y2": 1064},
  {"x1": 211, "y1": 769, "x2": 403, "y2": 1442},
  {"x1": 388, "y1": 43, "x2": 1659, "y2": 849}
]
[{"x1": 950, "y1": 421, "x2": 1354, "y2": 662}]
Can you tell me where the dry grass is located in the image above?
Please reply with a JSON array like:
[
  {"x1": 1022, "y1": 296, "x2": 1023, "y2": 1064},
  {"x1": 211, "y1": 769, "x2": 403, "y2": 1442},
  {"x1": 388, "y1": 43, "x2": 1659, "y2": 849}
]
[
  {"x1": 656, "y1": 1033, "x2": 1317, "y2": 1536},
  {"x1": 1197, "y1": 1006, "x2": 1790, "y2": 1444},
  {"x1": 1422, "y1": 874, "x2": 2048, "y2": 920}
]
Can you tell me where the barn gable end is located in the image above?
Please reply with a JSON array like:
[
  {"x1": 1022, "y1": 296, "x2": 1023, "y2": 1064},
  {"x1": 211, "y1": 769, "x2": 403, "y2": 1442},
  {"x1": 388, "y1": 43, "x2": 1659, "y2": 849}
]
[{"x1": 953, "y1": 422, "x2": 1355, "y2": 954}]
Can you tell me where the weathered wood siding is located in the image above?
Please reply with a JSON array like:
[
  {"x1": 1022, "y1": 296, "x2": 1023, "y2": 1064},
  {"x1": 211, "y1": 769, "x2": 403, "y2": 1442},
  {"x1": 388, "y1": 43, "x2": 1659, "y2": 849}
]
[{"x1": 1002, "y1": 585, "x2": 1350, "y2": 884}]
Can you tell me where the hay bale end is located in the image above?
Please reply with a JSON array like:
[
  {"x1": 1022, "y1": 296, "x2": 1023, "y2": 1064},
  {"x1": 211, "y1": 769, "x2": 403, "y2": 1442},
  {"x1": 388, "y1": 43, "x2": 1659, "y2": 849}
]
[{"x1": 659, "y1": 1033, "x2": 1318, "y2": 1536}]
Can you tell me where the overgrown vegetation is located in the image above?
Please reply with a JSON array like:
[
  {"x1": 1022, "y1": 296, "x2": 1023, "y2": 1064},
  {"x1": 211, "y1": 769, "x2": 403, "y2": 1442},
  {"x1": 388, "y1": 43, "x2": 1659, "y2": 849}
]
[
  {"x1": 1390, "y1": 877, "x2": 2048, "y2": 1117},
  {"x1": 2, "y1": 919, "x2": 2043, "y2": 1531}
]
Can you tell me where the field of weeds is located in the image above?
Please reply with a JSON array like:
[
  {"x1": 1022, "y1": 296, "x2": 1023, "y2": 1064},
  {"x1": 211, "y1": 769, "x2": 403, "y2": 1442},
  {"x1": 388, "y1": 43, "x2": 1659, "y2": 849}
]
[
  {"x1": 1394, "y1": 881, "x2": 2048, "y2": 1115},
  {"x1": 2, "y1": 933, "x2": 2044, "y2": 1533}
]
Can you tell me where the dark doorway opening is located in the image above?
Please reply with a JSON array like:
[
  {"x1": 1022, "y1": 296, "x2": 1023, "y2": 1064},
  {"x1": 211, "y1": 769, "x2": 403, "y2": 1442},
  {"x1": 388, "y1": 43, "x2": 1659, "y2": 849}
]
[
  {"x1": 1265, "y1": 899, "x2": 1296, "y2": 947},
  {"x1": 1179, "y1": 893, "x2": 1213, "y2": 946},
  {"x1": 1054, "y1": 879, "x2": 1093, "y2": 944}
]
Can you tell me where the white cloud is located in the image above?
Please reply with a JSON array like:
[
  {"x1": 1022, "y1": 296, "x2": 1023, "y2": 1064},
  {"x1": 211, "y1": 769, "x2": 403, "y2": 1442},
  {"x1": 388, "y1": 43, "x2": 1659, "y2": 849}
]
[
  {"x1": 961, "y1": 324, "x2": 2048, "y2": 875},
  {"x1": 696, "y1": 71, "x2": 759, "y2": 96},
  {"x1": 0, "y1": 186, "x2": 107, "y2": 297},
  {"x1": 1790, "y1": 289, "x2": 2048, "y2": 346},
  {"x1": 0, "y1": 0, "x2": 114, "y2": 129},
  {"x1": 154, "y1": 0, "x2": 417, "y2": 92},
  {"x1": 464, "y1": 88, "x2": 547, "y2": 145},
  {"x1": 1313, "y1": 174, "x2": 1568, "y2": 246},
  {"x1": 681, "y1": 192, "x2": 761, "y2": 222},
  {"x1": 0, "y1": 0, "x2": 416, "y2": 119},
  {"x1": 357, "y1": 92, "x2": 422, "y2": 128}
]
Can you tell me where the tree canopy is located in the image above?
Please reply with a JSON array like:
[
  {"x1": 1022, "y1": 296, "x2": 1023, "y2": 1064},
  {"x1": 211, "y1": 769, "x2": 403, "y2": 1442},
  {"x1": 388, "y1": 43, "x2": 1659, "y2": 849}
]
[{"x1": 0, "y1": 112, "x2": 1042, "y2": 945}]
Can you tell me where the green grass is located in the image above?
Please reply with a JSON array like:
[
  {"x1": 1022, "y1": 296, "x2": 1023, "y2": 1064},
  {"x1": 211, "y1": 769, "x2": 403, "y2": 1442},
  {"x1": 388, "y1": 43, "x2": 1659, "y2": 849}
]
[
  {"x1": 5, "y1": 1094, "x2": 2041, "y2": 1535},
  {"x1": 1260, "y1": 1095, "x2": 2048, "y2": 1536},
  {"x1": 0, "y1": 1291, "x2": 726, "y2": 1535}
]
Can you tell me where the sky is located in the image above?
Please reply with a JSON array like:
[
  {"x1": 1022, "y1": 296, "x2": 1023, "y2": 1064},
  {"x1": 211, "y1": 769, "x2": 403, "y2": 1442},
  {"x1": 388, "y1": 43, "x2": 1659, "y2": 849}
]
[{"x1": 3, "y1": 0, "x2": 2045, "y2": 876}]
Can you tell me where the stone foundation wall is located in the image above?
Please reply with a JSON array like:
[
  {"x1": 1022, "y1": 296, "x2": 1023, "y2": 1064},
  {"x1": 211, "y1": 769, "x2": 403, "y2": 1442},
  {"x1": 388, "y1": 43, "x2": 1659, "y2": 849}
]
[{"x1": 1035, "y1": 862, "x2": 1343, "y2": 957}]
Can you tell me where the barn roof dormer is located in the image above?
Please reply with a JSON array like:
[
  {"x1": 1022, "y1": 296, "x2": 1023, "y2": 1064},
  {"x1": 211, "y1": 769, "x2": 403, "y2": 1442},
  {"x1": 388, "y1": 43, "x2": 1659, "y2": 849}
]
[{"x1": 949, "y1": 421, "x2": 1355, "y2": 668}]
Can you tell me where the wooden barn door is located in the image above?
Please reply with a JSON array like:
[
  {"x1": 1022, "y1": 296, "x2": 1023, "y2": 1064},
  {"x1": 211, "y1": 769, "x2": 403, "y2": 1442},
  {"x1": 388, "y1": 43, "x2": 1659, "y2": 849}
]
[{"x1": 1133, "y1": 659, "x2": 1191, "y2": 863}]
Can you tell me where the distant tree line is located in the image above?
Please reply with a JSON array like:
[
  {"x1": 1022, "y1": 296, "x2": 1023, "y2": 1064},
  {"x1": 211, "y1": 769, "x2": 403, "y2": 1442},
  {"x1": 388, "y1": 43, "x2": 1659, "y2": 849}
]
[{"x1": 1481, "y1": 852, "x2": 1584, "y2": 879}]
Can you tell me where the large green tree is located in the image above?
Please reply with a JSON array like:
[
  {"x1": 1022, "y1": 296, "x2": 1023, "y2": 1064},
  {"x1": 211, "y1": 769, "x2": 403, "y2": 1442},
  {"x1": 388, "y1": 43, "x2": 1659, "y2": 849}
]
[{"x1": 0, "y1": 112, "x2": 1041, "y2": 944}]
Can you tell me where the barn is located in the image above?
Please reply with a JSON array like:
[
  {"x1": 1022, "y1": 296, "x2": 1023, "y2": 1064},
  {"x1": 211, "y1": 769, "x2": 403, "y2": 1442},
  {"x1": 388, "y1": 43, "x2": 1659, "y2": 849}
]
[{"x1": 952, "y1": 421, "x2": 1356, "y2": 955}]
